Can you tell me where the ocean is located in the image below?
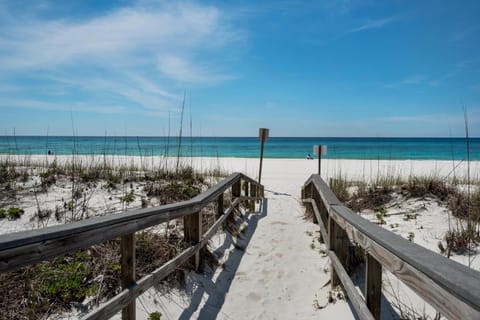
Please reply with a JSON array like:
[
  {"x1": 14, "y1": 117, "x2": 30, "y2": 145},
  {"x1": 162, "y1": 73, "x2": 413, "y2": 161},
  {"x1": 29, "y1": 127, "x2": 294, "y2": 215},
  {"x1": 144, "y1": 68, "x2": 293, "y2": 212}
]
[{"x1": 0, "y1": 136, "x2": 479, "y2": 160}]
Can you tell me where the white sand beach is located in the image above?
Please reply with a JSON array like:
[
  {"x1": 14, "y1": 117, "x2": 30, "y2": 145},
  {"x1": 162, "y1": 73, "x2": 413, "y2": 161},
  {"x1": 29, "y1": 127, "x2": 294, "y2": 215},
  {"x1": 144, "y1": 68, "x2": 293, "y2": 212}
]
[{"x1": 1, "y1": 155, "x2": 479, "y2": 319}]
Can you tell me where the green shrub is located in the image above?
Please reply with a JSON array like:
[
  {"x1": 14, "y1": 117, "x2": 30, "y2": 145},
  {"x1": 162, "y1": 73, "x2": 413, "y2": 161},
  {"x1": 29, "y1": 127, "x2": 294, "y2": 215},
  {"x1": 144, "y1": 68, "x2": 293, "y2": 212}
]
[
  {"x1": 37, "y1": 252, "x2": 96, "y2": 301},
  {"x1": 121, "y1": 190, "x2": 135, "y2": 203},
  {"x1": 148, "y1": 311, "x2": 162, "y2": 320},
  {"x1": 7, "y1": 207, "x2": 24, "y2": 220},
  {"x1": 0, "y1": 209, "x2": 5, "y2": 219}
]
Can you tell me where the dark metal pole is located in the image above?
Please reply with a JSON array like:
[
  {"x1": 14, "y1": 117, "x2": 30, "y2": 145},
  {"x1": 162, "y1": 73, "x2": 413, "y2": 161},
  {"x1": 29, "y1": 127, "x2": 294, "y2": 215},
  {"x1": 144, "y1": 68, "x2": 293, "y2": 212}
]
[
  {"x1": 318, "y1": 152, "x2": 322, "y2": 176},
  {"x1": 258, "y1": 139, "x2": 265, "y2": 184}
]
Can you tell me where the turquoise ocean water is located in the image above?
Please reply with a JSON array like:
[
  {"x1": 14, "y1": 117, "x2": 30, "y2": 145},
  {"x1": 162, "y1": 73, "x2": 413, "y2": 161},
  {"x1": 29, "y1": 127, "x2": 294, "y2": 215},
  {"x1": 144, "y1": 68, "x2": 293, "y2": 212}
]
[{"x1": 0, "y1": 136, "x2": 479, "y2": 160}]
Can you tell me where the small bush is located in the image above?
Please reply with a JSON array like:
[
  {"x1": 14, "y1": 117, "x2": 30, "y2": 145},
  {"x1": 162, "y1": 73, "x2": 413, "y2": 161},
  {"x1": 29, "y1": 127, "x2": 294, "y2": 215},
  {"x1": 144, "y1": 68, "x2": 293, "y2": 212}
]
[
  {"x1": 148, "y1": 311, "x2": 162, "y2": 320},
  {"x1": 37, "y1": 252, "x2": 96, "y2": 302},
  {"x1": 7, "y1": 207, "x2": 24, "y2": 220},
  {"x1": 121, "y1": 190, "x2": 135, "y2": 204}
]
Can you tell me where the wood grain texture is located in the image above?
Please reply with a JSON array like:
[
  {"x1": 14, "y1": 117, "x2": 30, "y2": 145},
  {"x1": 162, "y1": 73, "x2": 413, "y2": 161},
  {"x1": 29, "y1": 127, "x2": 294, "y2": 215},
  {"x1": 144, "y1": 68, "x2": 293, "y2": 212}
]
[
  {"x1": 83, "y1": 199, "x2": 240, "y2": 320},
  {"x1": 303, "y1": 174, "x2": 480, "y2": 319},
  {"x1": 365, "y1": 254, "x2": 382, "y2": 320},
  {"x1": 121, "y1": 234, "x2": 135, "y2": 320},
  {"x1": 329, "y1": 251, "x2": 375, "y2": 320},
  {"x1": 0, "y1": 173, "x2": 263, "y2": 273}
]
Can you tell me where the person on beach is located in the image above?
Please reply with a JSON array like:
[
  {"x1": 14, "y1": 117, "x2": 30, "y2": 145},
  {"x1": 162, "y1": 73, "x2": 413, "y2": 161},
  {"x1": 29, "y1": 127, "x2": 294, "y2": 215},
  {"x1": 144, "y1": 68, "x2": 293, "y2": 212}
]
[{"x1": 306, "y1": 154, "x2": 313, "y2": 160}]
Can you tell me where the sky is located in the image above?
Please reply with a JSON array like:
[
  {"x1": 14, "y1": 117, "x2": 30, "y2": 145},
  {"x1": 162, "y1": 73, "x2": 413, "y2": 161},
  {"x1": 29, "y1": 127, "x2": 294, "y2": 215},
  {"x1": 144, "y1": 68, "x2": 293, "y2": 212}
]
[{"x1": 0, "y1": 0, "x2": 479, "y2": 137}]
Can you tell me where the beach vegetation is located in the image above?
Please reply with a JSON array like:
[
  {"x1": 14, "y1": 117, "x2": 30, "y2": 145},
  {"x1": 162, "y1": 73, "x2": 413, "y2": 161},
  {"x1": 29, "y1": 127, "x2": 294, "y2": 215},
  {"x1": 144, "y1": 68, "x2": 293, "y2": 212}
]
[
  {"x1": 120, "y1": 189, "x2": 135, "y2": 204},
  {"x1": 3, "y1": 207, "x2": 24, "y2": 220},
  {"x1": 148, "y1": 311, "x2": 162, "y2": 320}
]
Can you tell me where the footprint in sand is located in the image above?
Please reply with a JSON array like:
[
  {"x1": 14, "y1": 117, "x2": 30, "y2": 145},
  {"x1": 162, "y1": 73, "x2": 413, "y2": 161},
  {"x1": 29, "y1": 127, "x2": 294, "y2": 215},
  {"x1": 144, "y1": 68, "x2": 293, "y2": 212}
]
[{"x1": 247, "y1": 292, "x2": 262, "y2": 302}]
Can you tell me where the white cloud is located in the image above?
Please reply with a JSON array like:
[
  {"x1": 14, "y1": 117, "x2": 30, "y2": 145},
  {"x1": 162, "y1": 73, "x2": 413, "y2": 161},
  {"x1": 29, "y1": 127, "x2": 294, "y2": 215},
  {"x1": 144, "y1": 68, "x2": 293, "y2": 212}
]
[
  {"x1": 347, "y1": 16, "x2": 398, "y2": 34},
  {"x1": 0, "y1": 98, "x2": 127, "y2": 114},
  {"x1": 0, "y1": 1, "x2": 243, "y2": 115},
  {"x1": 157, "y1": 55, "x2": 236, "y2": 84}
]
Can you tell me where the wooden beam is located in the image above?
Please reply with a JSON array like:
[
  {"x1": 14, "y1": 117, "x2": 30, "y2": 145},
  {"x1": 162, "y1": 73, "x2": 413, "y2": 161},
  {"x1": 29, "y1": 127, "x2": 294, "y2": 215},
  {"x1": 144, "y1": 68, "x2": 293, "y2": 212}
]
[
  {"x1": 330, "y1": 204, "x2": 480, "y2": 319},
  {"x1": 216, "y1": 193, "x2": 224, "y2": 220},
  {"x1": 183, "y1": 211, "x2": 202, "y2": 270},
  {"x1": 328, "y1": 216, "x2": 340, "y2": 287},
  {"x1": 121, "y1": 233, "x2": 135, "y2": 320},
  {"x1": 365, "y1": 254, "x2": 382, "y2": 320},
  {"x1": 248, "y1": 183, "x2": 255, "y2": 211},
  {"x1": 302, "y1": 199, "x2": 328, "y2": 246},
  {"x1": 329, "y1": 251, "x2": 375, "y2": 320},
  {"x1": 83, "y1": 199, "x2": 241, "y2": 320}
]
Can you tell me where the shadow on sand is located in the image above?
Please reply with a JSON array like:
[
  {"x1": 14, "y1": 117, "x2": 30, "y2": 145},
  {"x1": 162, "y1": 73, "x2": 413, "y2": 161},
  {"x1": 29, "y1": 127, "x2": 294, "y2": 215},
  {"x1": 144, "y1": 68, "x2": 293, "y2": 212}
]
[{"x1": 178, "y1": 199, "x2": 268, "y2": 320}]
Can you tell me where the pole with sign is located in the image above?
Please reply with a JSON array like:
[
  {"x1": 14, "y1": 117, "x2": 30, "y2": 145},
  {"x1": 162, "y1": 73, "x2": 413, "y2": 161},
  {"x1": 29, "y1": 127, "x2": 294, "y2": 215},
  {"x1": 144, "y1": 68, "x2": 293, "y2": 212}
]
[
  {"x1": 313, "y1": 145, "x2": 327, "y2": 176},
  {"x1": 258, "y1": 128, "x2": 269, "y2": 184}
]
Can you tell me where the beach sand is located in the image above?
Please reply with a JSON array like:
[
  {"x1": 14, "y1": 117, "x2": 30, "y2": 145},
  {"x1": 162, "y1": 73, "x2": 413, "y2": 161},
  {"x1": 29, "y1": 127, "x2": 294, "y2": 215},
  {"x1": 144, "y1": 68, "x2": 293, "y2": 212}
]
[{"x1": 1, "y1": 155, "x2": 479, "y2": 319}]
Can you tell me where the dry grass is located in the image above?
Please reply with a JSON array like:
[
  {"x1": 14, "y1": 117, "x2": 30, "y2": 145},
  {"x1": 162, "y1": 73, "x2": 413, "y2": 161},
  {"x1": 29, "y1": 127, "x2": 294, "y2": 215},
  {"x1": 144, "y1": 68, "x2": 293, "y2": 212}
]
[{"x1": 0, "y1": 157, "x2": 233, "y2": 319}]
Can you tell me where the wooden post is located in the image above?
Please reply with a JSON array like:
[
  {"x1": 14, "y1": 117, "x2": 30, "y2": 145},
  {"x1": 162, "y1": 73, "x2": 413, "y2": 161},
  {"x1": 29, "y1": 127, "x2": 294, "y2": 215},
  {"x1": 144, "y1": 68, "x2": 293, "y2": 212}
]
[
  {"x1": 258, "y1": 128, "x2": 269, "y2": 185},
  {"x1": 328, "y1": 217, "x2": 340, "y2": 287},
  {"x1": 184, "y1": 211, "x2": 202, "y2": 270},
  {"x1": 232, "y1": 180, "x2": 241, "y2": 210},
  {"x1": 121, "y1": 233, "x2": 136, "y2": 320},
  {"x1": 249, "y1": 183, "x2": 255, "y2": 211},
  {"x1": 216, "y1": 193, "x2": 224, "y2": 220},
  {"x1": 365, "y1": 253, "x2": 382, "y2": 320}
]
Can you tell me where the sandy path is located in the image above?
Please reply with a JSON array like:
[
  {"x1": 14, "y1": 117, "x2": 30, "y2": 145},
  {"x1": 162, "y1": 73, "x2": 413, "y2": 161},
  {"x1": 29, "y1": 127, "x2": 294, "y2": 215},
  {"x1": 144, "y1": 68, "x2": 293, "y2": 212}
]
[{"x1": 215, "y1": 164, "x2": 356, "y2": 319}]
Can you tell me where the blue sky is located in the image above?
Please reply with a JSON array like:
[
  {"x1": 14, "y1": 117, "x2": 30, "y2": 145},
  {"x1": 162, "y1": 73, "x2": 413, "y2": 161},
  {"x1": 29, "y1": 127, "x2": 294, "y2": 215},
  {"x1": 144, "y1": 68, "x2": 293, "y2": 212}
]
[{"x1": 0, "y1": 0, "x2": 479, "y2": 137}]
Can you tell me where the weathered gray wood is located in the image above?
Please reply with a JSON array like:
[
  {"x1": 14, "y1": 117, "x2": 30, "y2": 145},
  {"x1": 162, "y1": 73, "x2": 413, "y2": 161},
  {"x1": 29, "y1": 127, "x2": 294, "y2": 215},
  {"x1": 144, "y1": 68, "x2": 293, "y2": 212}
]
[
  {"x1": 83, "y1": 245, "x2": 198, "y2": 320},
  {"x1": 302, "y1": 199, "x2": 328, "y2": 246},
  {"x1": 121, "y1": 234, "x2": 135, "y2": 320},
  {"x1": 328, "y1": 251, "x2": 375, "y2": 320},
  {"x1": 330, "y1": 204, "x2": 480, "y2": 319},
  {"x1": 216, "y1": 193, "x2": 224, "y2": 220},
  {"x1": 232, "y1": 180, "x2": 241, "y2": 211},
  {"x1": 328, "y1": 216, "x2": 340, "y2": 287},
  {"x1": 0, "y1": 205, "x2": 195, "y2": 273},
  {"x1": 184, "y1": 211, "x2": 202, "y2": 270},
  {"x1": 0, "y1": 173, "x2": 263, "y2": 273},
  {"x1": 0, "y1": 172, "x2": 242, "y2": 253},
  {"x1": 83, "y1": 199, "x2": 240, "y2": 320},
  {"x1": 303, "y1": 174, "x2": 480, "y2": 319},
  {"x1": 365, "y1": 253, "x2": 382, "y2": 320}
]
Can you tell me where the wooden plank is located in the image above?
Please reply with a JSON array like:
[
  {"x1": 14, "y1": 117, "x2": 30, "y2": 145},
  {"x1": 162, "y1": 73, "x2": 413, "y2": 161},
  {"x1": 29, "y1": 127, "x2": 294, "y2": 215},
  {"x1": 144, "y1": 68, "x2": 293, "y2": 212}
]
[
  {"x1": 0, "y1": 173, "x2": 244, "y2": 253},
  {"x1": 365, "y1": 254, "x2": 382, "y2": 320},
  {"x1": 232, "y1": 180, "x2": 241, "y2": 211},
  {"x1": 216, "y1": 193, "x2": 224, "y2": 220},
  {"x1": 0, "y1": 173, "x2": 262, "y2": 273},
  {"x1": 329, "y1": 251, "x2": 375, "y2": 320},
  {"x1": 0, "y1": 205, "x2": 195, "y2": 273},
  {"x1": 184, "y1": 211, "x2": 202, "y2": 270},
  {"x1": 83, "y1": 245, "x2": 198, "y2": 320},
  {"x1": 328, "y1": 216, "x2": 340, "y2": 287},
  {"x1": 121, "y1": 234, "x2": 135, "y2": 320},
  {"x1": 330, "y1": 204, "x2": 480, "y2": 319},
  {"x1": 83, "y1": 199, "x2": 240, "y2": 320},
  {"x1": 302, "y1": 199, "x2": 328, "y2": 246}
]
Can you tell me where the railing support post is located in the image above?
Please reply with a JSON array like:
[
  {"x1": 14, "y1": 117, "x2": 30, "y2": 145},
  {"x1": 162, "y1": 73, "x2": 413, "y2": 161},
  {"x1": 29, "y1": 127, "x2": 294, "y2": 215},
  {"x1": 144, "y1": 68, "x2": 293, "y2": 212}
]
[
  {"x1": 121, "y1": 233, "x2": 136, "y2": 320},
  {"x1": 366, "y1": 253, "x2": 382, "y2": 320},
  {"x1": 248, "y1": 182, "x2": 255, "y2": 211},
  {"x1": 328, "y1": 217, "x2": 340, "y2": 287},
  {"x1": 184, "y1": 211, "x2": 202, "y2": 271},
  {"x1": 329, "y1": 216, "x2": 349, "y2": 289},
  {"x1": 217, "y1": 193, "x2": 224, "y2": 220},
  {"x1": 232, "y1": 179, "x2": 241, "y2": 210}
]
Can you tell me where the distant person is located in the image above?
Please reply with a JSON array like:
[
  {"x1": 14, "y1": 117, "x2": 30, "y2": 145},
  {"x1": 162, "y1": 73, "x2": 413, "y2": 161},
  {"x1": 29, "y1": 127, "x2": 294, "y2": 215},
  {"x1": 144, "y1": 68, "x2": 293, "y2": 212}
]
[
  {"x1": 47, "y1": 150, "x2": 52, "y2": 155},
  {"x1": 306, "y1": 154, "x2": 313, "y2": 160}
]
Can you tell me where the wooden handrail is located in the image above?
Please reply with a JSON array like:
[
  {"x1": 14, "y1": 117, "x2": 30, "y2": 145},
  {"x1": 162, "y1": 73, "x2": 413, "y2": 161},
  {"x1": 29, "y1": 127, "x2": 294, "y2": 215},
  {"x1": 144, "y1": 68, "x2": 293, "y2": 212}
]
[
  {"x1": 302, "y1": 174, "x2": 480, "y2": 320},
  {"x1": 0, "y1": 172, "x2": 264, "y2": 320}
]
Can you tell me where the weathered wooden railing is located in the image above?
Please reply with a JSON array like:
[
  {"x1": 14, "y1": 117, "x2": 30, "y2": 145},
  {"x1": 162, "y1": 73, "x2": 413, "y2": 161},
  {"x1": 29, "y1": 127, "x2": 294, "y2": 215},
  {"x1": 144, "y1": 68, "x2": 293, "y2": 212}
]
[
  {"x1": 302, "y1": 174, "x2": 480, "y2": 320},
  {"x1": 0, "y1": 172, "x2": 264, "y2": 320}
]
